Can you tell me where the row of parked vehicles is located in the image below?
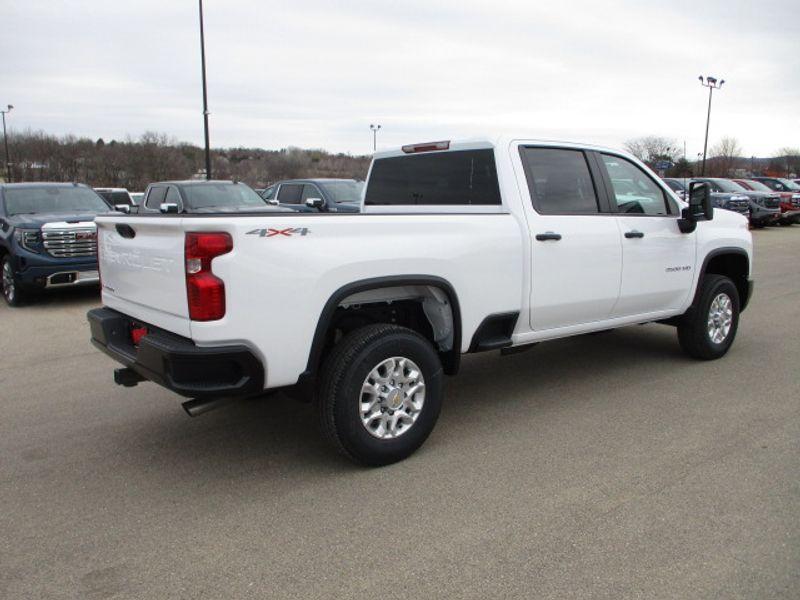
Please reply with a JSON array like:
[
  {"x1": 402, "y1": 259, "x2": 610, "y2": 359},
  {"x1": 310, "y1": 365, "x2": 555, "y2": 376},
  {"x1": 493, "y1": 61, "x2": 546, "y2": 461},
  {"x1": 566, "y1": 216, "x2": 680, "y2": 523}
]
[
  {"x1": 663, "y1": 177, "x2": 800, "y2": 227},
  {"x1": 2, "y1": 168, "x2": 799, "y2": 309}
]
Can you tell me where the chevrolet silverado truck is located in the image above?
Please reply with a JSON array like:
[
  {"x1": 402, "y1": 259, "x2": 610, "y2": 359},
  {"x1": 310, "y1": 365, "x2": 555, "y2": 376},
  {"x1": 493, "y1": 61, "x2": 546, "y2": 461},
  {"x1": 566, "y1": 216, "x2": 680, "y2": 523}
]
[
  {"x1": 88, "y1": 138, "x2": 753, "y2": 466},
  {"x1": 1, "y1": 182, "x2": 111, "y2": 306}
]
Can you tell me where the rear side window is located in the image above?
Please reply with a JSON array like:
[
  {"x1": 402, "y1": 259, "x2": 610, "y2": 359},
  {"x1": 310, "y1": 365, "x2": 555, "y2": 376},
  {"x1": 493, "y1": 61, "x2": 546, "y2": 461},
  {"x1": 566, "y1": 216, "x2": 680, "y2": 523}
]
[
  {"x1": 364, "y1": 149, "x2": 501, "y2": 206},
  {"x1": 277, "y1": 184, "x2": 303, "y2": 204},
  {"x1": 520, "y1": 147, "x2": 599, "y2": 214},
  {"x1": 145, "y1": 186, "x2": 167, "y2": 209}
]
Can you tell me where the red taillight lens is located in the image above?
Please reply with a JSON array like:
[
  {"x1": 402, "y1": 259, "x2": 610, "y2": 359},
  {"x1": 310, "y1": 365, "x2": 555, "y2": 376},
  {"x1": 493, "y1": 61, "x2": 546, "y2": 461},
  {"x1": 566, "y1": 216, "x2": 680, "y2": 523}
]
[{"x1": 185, "y1": 232, "x2": 232, "y2": 321}]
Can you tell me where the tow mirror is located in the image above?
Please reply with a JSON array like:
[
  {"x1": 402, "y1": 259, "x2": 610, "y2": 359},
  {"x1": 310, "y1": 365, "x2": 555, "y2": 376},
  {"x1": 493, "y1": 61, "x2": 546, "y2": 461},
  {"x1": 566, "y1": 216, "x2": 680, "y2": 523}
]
[
  {"x1": 114, "y1": 204, "x2": 131, "y2": 214},
  {"x1": 305, "y1": 197, "x2": 324, "y2": 209},
  {"x1": 159, "y1": 202, "x2": 180, "y2": 214},
  {"x1": 678, "y1": 182, "x2": 713, "y2": 233}
]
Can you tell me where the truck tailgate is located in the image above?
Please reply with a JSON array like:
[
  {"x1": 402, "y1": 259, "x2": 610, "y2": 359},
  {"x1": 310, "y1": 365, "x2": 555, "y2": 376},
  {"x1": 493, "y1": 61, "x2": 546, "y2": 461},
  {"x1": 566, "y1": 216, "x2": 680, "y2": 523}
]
[{"x1": 97, "y1": 216, "x2": 191, "y2": 337}]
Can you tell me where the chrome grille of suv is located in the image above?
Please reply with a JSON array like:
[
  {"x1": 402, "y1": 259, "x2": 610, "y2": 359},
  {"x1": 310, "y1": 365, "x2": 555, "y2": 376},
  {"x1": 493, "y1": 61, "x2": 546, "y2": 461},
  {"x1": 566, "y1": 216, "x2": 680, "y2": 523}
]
[
  {"x1": 42, "y1": 229, "x2": 98, "y2": 258},
  {"x1": 728, "y1": 199, "x2": 749, "y2": 213}
]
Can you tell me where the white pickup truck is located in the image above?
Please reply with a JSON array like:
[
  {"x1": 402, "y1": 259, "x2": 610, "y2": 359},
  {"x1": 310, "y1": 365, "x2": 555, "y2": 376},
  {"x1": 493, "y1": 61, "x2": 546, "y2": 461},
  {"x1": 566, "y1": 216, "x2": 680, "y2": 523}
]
[{"x1": 88, "y1": 138, "x2": 753, "y2": 465}]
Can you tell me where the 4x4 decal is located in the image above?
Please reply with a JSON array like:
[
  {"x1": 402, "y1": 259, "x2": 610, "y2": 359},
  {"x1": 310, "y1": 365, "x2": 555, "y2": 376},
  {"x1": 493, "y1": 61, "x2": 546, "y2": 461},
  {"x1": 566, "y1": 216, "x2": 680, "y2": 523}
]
[{"x1": 246, "y1": 227, "x2": 310, "y2": 238}]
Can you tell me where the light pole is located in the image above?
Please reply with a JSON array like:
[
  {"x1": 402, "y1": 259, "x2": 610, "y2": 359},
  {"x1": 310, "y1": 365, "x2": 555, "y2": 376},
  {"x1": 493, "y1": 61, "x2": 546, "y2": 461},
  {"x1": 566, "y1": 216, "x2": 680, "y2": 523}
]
[
  {"x1": 370, "y1": 124, "x2": 381, "y2": 152},
  {"x1": 1, "y1": 104, "x2": 12, "y2": 183},
  {"x1": 198, "y1": 0, "x2": 212, "y2": 180},
  {"x1": 698, "y1": 75, "x2": 724, "y2": 176}
]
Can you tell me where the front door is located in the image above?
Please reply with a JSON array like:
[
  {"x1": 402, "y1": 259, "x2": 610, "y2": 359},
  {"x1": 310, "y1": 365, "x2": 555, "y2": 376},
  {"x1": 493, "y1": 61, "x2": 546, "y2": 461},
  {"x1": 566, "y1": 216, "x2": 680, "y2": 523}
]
[
  {"x1": 519, "y1": 146, "x2": 623, "y2": 331},
  {"x1": 596, "y1": 152, "x2": 696, "y2": 317}
]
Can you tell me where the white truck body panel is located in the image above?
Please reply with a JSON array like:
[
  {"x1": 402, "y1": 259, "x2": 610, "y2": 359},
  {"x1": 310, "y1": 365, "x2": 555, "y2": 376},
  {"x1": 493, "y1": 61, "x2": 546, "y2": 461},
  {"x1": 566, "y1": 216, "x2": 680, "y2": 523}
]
[{"x1": 94, "y1": 136, "x2": 752, "y2": 391}]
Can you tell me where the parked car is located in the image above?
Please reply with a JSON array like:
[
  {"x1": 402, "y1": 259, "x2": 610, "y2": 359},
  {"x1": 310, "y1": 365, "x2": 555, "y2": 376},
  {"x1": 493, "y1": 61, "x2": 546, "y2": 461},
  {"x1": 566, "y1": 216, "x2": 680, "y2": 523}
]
[
  {"x1": 138, "y1": 180, "x2": 282, "y2": 214},
  {"x1": 750, "y1": 177, "x2": 800, "y2": 224},
  {"x1": 89, "y1": 137, "x2": 753, "y2": 466},
  {"x1": 692, "y1": 178, "x2": 781, "y2": 227},
  {"x1": 734, "y1": 179, "x2": 800, "y2": 225},
  {"x1": 261, "y1": 178, "x2": 363, "y2": 212},
  {"x1": 662, "y1": 178, "x2": 687, "y2": 200},
  {"x1": 0, "y1": 182, "x2": 112, "y2": 306},
  {"x1": 95, "y1": 187, "x2": 135, "y2": 208},
  {"x1": 664, "y1": 178, "x2": 749, "y2": 218}
]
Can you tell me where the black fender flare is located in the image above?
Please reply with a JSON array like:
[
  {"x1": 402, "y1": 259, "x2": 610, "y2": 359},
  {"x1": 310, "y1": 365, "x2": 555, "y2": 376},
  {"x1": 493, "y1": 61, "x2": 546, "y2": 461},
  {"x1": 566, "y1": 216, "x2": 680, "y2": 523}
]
[{"x1": 295, "y1": 275, "x2": 462, "y2": 394}]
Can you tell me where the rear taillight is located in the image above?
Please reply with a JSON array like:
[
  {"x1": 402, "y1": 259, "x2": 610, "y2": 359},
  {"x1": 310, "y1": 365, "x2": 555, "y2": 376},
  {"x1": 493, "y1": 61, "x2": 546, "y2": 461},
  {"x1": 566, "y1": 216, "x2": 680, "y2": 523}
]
[{"x1": 185, "y1": 232, "x2": 233, "y2": 321}]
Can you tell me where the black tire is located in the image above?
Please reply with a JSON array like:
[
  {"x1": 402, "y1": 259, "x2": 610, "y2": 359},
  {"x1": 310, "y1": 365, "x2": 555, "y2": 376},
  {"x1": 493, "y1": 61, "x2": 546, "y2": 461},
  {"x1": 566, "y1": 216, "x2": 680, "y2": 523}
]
[
  {"x1": 317, "y1": 324, "x2": 443, "y2": 466},
  {"x1": 677, "y1": 274, "x2": 740, "y2": 360},
  {"x1": 1, "y1": 255, "x2": 27, "y2": 307}
]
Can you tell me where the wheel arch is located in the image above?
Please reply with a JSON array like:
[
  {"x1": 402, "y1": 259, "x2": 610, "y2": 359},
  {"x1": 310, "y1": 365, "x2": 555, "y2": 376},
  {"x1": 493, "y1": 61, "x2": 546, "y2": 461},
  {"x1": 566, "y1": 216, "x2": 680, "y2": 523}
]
[
  {"x1": 296, "y1": 275, "x2": 462, "y2": 396},
  {"x1": 699, "y1": 247, "x2": 751, "y2": 311}
]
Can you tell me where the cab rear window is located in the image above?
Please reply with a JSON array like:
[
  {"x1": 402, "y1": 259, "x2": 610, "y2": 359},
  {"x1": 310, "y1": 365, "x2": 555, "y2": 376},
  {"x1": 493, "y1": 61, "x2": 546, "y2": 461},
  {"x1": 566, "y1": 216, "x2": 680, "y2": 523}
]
[{"x1": 365, "y1": 149, "x2": 501, "y2": 206}]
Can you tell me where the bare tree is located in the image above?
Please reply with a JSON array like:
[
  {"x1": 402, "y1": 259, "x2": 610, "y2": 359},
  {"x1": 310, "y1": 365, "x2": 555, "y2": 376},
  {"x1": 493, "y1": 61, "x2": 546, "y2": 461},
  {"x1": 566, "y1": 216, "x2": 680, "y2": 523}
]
[
  {"x1": 624, "y1": 136, "x2": 681, "y2": 168},
  {"x1": 708, "y1": 136, "x2": 742, "y2": 177},
  {"x1": 3, "y1": 129, "x2": 371, "y2": 191},
  {"x1": 776, "y1": 147, "x2": 800, "y2": 178}
]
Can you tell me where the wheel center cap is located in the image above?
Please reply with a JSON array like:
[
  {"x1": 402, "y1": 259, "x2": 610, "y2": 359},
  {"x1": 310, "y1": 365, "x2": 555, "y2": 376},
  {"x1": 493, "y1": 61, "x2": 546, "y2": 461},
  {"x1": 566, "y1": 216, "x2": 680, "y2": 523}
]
[{"x1": 386, "y1": 388, "x2": 403, "y2": 410}]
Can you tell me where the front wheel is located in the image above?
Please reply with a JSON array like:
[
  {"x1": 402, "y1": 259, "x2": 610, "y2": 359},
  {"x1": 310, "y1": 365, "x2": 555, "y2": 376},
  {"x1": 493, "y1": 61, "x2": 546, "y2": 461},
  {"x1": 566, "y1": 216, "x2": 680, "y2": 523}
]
[
  {"x1": 317, "y1": 324, "x2": 443, "y2": 466},
  {"x1": 2, "y1": 256, "x2": 27, "y2": 307},
  {"x1": 677, "y1": 274, "x2": 740, "y2": 360}
]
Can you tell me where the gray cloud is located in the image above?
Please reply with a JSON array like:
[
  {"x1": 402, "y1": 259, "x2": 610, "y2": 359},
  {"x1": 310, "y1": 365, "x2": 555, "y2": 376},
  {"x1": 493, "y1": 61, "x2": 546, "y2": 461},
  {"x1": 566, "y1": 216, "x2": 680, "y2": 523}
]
[{"x1": 2, "y1": 0, "x2": 798, "y2": 156}]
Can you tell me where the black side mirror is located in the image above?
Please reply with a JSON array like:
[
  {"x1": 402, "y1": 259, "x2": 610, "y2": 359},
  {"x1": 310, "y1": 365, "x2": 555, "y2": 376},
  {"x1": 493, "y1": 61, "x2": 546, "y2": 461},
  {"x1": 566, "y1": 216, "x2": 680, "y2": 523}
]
[{"x1": 678, "y1": 182, "x2": 713, "y2": 233}]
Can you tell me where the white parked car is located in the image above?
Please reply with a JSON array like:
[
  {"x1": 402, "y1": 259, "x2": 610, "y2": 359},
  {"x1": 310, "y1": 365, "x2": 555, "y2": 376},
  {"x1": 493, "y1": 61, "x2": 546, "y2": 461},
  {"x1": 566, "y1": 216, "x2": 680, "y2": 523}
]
[{"x1": 88, "y1": 137, "x2": 753, "y2": 465}]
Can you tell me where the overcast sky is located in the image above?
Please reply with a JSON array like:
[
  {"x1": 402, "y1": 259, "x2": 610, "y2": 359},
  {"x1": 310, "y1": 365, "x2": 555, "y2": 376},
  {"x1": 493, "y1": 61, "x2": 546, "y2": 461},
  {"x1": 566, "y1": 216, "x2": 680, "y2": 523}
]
[{"x1": 2, "y1": 0, "x2": 798, "y2": 157}]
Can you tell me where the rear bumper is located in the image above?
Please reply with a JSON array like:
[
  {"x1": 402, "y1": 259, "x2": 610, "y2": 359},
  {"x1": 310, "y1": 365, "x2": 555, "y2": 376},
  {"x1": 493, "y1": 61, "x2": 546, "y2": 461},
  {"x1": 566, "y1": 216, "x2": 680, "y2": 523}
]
[{"x1": 88, "y1": 307, "x2": 264, "y2": 399}]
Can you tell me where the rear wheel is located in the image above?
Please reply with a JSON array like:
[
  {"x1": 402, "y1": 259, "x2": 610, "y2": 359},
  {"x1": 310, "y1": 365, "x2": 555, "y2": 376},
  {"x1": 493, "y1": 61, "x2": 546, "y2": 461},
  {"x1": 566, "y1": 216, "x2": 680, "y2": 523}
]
[
  {"x1": 677, "y1": 274, "x2": 740, "y2": 360},
  {"x1": 317, "y1": 324, "x2": 443, "y2": 466},
  {"x1": 1, "y1": 256, "x2": 27, "y2": 307}
]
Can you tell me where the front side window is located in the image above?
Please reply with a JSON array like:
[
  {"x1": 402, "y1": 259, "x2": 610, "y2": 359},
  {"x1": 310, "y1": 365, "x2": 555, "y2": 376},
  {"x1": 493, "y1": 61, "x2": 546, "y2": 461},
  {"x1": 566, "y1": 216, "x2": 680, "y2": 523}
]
[
  {"x1": 601, "y1": 154, "x2": 670, "y2": 215},
  {"x1": 145, "y1": 186, "x2": 167, "y2": 209},
  {"x1": 277, "y1": 184, "x2": 303, "y2": 204},
  {"x1": 164, "y1": 186, "x2": 181, "y2": 205},
  {"x1": 364, "y1": 149, "x2": 501, "y2": 206},
  {"x1": 520, "y1": 147, "x2": 599, "y2": 214},
  {"x1": 301, "y1": 185, "x2": 324, "y2": 202}
]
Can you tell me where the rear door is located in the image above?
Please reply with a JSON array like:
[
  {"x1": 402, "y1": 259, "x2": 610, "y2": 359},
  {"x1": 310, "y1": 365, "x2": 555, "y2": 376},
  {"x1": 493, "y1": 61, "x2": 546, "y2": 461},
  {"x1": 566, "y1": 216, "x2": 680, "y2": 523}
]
[
  {"x1": 595, "y1": 152, "x2": 695, "y2": 317},
  {"x1": 519, "y1": 146, "x2": 622, "y2": 331}
]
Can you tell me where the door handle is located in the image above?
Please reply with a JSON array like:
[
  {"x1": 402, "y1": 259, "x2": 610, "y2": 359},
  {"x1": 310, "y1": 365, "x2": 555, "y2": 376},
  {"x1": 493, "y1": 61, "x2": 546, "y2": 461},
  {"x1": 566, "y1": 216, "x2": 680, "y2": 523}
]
[
  {"x1": 535, "y1": 232, "x2": 562, "y2": 241},
  {"x1": 624, "y1": 230, "x2": 645, "y2": 239}
]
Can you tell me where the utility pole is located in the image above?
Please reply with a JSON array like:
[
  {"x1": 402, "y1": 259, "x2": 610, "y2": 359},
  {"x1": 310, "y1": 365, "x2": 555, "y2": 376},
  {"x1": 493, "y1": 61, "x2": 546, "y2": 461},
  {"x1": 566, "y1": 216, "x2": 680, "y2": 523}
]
[
  {"x1": 698, "y1": 75, "x2": 724, "y2": 177},
  {"x1": 1, "y1": 105, "x2": 13, "y2": 183},
  {"x1": 370, "y1": 124, "x2": 381, "y2": 152},
  {"x1": 199, "y1": 0, "x2": 212, "y2": 179}
]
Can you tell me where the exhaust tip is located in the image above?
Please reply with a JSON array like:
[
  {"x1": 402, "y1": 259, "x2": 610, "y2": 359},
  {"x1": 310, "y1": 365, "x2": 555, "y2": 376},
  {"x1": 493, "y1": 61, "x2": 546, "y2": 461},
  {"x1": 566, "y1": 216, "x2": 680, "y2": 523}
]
[{"x1": 181, "y1": 396, "x2": 233, "y2": 417}]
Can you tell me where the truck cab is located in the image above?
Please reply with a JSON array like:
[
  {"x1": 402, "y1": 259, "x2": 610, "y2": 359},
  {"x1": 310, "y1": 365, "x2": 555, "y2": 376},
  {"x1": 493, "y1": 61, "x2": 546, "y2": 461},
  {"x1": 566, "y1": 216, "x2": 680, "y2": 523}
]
[{"x1": 261, "y1": 178, "x2": 363, "y2": 212}]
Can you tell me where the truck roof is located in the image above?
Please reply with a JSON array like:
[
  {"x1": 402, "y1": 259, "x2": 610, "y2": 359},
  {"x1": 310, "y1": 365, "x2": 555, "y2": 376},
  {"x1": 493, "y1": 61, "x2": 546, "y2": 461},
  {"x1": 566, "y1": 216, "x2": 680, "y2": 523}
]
[{"x1": 372, "y1": 136, "x2": 640, "y2": 162}]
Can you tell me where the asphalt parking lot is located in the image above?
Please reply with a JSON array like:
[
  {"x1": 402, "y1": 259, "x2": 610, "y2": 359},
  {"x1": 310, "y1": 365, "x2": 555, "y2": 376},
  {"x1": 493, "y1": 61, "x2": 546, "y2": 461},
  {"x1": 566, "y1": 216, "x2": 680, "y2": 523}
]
[{"x1": 1, "y1": 228, "x2": 798, "y2": 600}]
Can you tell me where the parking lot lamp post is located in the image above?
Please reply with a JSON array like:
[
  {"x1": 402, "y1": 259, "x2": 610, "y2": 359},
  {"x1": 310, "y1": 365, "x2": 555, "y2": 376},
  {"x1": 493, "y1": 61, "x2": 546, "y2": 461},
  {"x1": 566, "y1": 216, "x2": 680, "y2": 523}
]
[
  {"x1": 1, "y1": 104, "x2": 12, "y2": 183},
  {"x1": 198, "y1": 0, "x2": 212, "y2": 180},
  {"x1": 370, "y1": 124, "x2": 381, "y2": 152},
  {"x1": 698, "y1": 75, "x2": 724, "y2": 176}
]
